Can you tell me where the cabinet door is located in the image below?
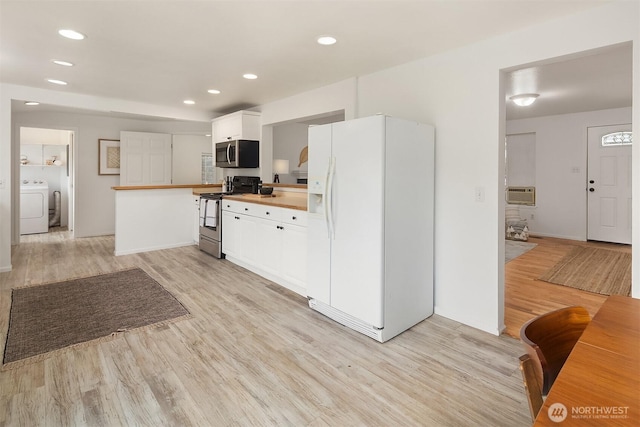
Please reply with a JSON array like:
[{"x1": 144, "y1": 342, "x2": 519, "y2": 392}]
[
  {"x1": 213, "y1": 114, "x2": 241, "y2": 143},
  {"x1": 281, "y1": 223, "x2": 307, "y2": 288},
  {"x1": 193, "y1": 196, "x2": 200, "y2": 243},
  {"x1": 254, "y1": 217, "x2": 282, "y2": 276},
  {"x1": 221, "y1": 210, "x2": 240, "y2": 258},
  {"x1": 239, "y1": 214, "x2": 258, "y2": 264},
  {"x1": 212, "y1": 111, "x2": 260, "y2": 143}
]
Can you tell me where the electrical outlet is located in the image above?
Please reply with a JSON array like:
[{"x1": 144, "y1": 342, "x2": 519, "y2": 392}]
[
  {"x1": 0, "y1": 179, "x2": 5, "y2": 189},
  {"x1": 530, "y1": 213, "x2": 535, "y2": 220},
  {"x1": 474, "y1": 186, "x2": 485, "y2": 203}
]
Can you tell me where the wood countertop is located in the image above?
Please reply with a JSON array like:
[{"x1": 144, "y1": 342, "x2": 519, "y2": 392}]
[{"x1": 222, "y1": 194, "x2": 307, "y2": 211}]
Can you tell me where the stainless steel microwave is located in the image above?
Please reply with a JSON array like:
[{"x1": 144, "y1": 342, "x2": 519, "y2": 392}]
[{"x1": 215, "y1": 140, "x2": 259, "y2": 168}]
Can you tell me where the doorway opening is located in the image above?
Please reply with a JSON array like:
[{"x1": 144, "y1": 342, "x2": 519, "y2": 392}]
[
  {"x1": 18, "y1": 127, "x2": 75, "y2": 240},
  {"x1": 501, "y1": 43, "x2": 633, "y2": 337}
]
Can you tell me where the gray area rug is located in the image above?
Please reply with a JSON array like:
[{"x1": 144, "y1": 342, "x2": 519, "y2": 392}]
[
  {"x1": 505, "y1": 240, "x2": 537, "y2": 263},
  {"x1": 3, "y1": 268, "x2": 190, "y2": 368}
]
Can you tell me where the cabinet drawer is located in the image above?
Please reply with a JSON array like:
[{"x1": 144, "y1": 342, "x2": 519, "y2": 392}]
[
  {"x1": 281, "y1": 209, "x2": 307, "y2": 227},
  {"x1": 221, "y1": 199, "x2": 247, "y2": 214},
  {"x1": 250, "y1": 205, "x2": 282, "y2": 222}
]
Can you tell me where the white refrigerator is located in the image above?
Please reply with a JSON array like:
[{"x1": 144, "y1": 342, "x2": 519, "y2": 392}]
[{"x1": 307, "y1": 115, "x2": 435, "y2": 342}]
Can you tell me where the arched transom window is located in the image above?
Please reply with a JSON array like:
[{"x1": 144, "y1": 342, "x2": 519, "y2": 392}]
[{"x1": 601, "y1": 131, "x2": 632, "y2": 146}]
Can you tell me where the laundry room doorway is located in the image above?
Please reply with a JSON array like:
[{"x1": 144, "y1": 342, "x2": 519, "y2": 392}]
[{"x1": 19, "y1": 127, "x2": 75, "y2": 238}]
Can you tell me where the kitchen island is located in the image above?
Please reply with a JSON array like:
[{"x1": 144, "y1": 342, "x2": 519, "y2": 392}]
[{"x1": 112, "y1": 184, "x2": 220, "y2": 256}]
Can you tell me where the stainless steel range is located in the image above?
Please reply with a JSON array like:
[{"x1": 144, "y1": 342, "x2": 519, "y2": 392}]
[{"x1": 198, "y1": 176, "x2": 260, "y2": 258}]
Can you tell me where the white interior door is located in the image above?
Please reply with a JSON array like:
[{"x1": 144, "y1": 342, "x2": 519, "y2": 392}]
[
  {"x1": 587, "y1": 124, "x2": 632, "y2": 244},
  {"x1": 120, "y1": 131, "x2": 172, "y2": 186}
]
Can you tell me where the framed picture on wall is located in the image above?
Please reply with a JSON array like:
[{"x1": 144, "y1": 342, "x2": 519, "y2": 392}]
[{"x1": 98, "y1": 139, "x2": 120, "y2": 175}]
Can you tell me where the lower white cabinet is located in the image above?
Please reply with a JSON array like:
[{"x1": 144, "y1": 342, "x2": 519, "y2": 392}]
[
  {"x1": 222, "y1": 200, "x2": 307, "y2": 295},
  {"x1": 193, "y1": 196, "x2": 200, "y2": 244},
  {"x1": 280, "y1": 222, "x2": 307, "y2": 287}
]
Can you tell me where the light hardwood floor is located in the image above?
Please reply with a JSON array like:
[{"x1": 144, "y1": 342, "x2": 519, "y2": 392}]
[
  {"x1": 1, "y1": 230, "x2": 532, "y2": 426},
  {"x1": 504, "y1": 235, "x2": 631, "y2": 338}
]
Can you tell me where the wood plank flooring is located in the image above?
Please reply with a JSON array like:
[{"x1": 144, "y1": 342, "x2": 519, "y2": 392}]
[
  {"x1": 1, "y1": 230, "x2": 531, "y2": 426},
  {"x1": 504, "y1": 236, "x2": 631, "y2": 338}
]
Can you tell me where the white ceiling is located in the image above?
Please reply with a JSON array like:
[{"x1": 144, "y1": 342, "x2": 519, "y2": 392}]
[{"x1": 1, "y1": 0, "x2": 629, "y2": 121}]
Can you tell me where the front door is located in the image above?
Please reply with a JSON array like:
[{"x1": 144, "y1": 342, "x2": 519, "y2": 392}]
[{"x1": 587, "y1": 124, "x2": 632, "y2": 244}]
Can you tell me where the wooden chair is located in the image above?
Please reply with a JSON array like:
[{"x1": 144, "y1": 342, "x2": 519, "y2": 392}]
[
  {"x1": 520, "y1": 306, "x2": 591, "y2": 395},
  {"x1": 519, "y1": 354, "x2": 543, "y2": 422}
]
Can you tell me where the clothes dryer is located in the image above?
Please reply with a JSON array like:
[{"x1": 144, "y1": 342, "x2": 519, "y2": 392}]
[{"x1": 20, "y1": 179, "x2": 49, "y2": 234}]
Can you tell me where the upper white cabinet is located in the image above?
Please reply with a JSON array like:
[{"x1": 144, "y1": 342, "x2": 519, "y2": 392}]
[{"x1": 212, "y1": 110, "x2": 261, "y2": 143}]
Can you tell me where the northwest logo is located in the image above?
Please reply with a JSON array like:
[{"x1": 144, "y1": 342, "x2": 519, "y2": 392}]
[{"x1": 548, "y1": 403, "x2": 568, "y2": 423}]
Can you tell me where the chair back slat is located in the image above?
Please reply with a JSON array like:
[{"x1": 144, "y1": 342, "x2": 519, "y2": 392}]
[
  {"x1": 519, "y1": 354, "x2": 544, "y2": 422},
  {"x1": 520, "y1": 306, "x2": 591, "y2": 395}
]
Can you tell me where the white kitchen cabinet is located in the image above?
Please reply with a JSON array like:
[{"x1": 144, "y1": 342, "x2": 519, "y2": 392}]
[
  {"x1": 280, "y1": 222, "x2": 307, "y2": 288},
  {"x1": 221, "y1": 200, "x2": 307, "y2": 295},
  {"x1": 212, "y1": 110, "x2": 261, "y2": 143},
  {"x1": 254, "y1": 216, "x2": 283, "y2": 277},
  {"x1": 193, "y1": 196, "x2": 200, "y2": 244},
  {"x1": 221, "y1": 210, "x2": 241, "y2": 258}
]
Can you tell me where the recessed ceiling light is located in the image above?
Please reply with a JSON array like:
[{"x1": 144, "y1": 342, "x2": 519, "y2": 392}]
[
  {"x1": 46, "y1": 79, "x2": 68, "y2": 85},
  {"x1": 24, "y1": 101, "x2": 40, "y2": 106},
  {"x1": 243, "y1": 73, "x2": 258, "y2": 80},
  {"x1": 207, "y1": 89, "x2": 221, "y2": 94},
  {"x1": 183, "y1": 100, "x2": 195, "y2": 105},
  {"x1": 58, "y1": 29, "x2": 86, "y2": 40},
  {"x1": 510, "y1": 93, "x2": 539, "y2": 107},
  {"x1": 205, "y1": 134, "x2": 212, "y2": 137},
  {"x1": 317, "y1": 36, "x2": 337, "y2": 45},
  {"x1": 52, "y1": 60, "x2": 74, "y2": 67}
]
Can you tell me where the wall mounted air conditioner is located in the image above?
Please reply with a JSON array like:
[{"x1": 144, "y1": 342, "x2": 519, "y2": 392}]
[{"x1": 506, "y1": 186, "x2": 535, "y2": 205}]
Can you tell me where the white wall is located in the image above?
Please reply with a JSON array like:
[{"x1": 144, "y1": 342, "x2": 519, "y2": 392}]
[
  {"x1": 272, "y1": 123, "x2": 309, "y2": 184},
  {"x1": 172, "y1": 135, "x2": 212, "y2": 185},
  {"x1": 507, "y1": 107, "x2": 632, "y2": 240},
  {"x1": 259, "y1": 79, "x2": 357, "y2": 183},
  {"x1": 11, "y1": 110, "x2": 209, "y2": 240}
]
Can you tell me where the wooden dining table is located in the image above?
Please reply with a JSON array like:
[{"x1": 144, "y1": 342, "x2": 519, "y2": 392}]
[{"x1": 534, "y1": 295, "x2": 640, "y2": 426}]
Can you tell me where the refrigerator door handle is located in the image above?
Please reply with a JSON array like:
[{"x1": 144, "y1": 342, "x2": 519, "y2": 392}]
[{"x1": 326, "y1": 157, "x2": 336, "y2": 239}]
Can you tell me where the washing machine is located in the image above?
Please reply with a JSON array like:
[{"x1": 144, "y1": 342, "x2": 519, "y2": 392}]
[{"x1": 20, "y1": 179, "x2": 49, "y2": 235}]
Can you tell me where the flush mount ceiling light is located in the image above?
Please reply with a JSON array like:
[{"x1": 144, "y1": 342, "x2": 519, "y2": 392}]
[
  {"x1": 183, "y1": 100, "x2": 195, "y2": 105},
  {"x1": 207, "y1": 89, "x2": 221, "y2": 94},
  {"x1": 24, "y1": 101, "x2": 40, "y2": 106},
  {"x1": 510, "y1": 93, "x2": 539, "y2": 107},
  {"x1": 317, "y1": 35, "x2": 337, "y2": 45},
  {"x1": 46, "y1": 78, "x2": 68, "y2": 85},
  {"x1": 243, "y1": 73, "x2": 258, "y2": 80},
  {"x1": 58, "y1": 29, "x2": 86, "y2": 40},
  {"x1": 52, "y1": 60, "x2": 74, "y2": 67}
]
